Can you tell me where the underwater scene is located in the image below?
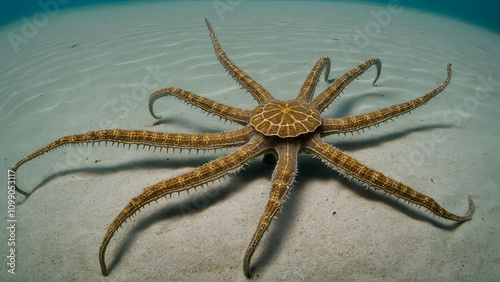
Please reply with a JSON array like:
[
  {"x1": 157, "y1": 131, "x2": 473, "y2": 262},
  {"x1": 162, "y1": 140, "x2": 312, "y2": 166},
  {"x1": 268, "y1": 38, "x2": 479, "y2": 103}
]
[{"x1": 1, "y1": 0, "x2": 499, "y2": 280}]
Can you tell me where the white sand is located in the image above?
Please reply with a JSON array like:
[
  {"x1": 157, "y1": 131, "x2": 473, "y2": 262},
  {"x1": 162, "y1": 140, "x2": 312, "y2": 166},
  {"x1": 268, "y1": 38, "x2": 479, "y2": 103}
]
[{"x1": 1, "y1": 1, "x2": 499, "y2": 280}]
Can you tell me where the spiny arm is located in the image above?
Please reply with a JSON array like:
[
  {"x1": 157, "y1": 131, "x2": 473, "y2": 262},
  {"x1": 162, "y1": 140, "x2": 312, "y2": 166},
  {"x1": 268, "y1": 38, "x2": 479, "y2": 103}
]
[
  {"x1": 12, "y1": 126, "x2": 254, "y2": 195},
  {"x1": 100, "y1": 135, "x2": 268, "y2": 275},
  {"x1": 306, "y1": 135, "x2": 474, "y2": 222},
  {"x1": 320, "y1": 64, "x2": 451, "y2": 136},
  {"x1": 310, "y1": 58, "x2": 381, "y2": 113},
  {"x1": 296, "y1": 56, "x2": 331, "y2": 103},
  {"x1": 205, "y1": 18, "x2": 274, "y2": 104},
  {"x1": 149, "y1": 87, "x2": 250, "y2": 125},
  {"x1": 244, "y1": 141, "x2": 299, "y2": 277}
]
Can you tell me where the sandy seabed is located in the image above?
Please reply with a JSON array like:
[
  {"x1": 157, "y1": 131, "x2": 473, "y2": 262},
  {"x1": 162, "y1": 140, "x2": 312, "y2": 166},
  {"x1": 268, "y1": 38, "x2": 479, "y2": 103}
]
[{"x1": 1, "y1": 1, "x2": 499, "y2": 281}]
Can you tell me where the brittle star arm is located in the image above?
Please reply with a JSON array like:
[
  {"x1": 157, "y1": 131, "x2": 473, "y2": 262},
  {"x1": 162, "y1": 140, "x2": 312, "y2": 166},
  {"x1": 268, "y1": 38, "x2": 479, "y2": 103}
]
[
  {"x1": 305, "y1": 134, "x2": 474, "y2": 221},
  {"x1": 99, "y1": 134, "x2": 268, "y2": 276},
  {"x1": 243, "y1": 141, "x2": 299, "y2": 277},
  {"x1": 296, "y1": 56, "x2": 331, "y2": 103},
  {"x1": 11, "y1": 126, "x2": 254, "y2": 196},
  {"x1": 310, "y1": 58, "x2": 381, "y2": 113},
  {"x1": 149, "y1": 87, "x2": 250, "y2": 125},
  {"x1": 320, "y1": 64, "x2": 452, "y2": 136},
  {"x1": 205, "y1": 18, "x2": 274, "y2": 104}
]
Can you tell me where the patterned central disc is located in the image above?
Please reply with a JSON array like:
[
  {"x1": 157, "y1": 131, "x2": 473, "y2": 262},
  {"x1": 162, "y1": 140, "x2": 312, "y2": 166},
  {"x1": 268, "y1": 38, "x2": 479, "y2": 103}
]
[{"x1": 250, "y1": 100, "x2": 321, "y2": 137}]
